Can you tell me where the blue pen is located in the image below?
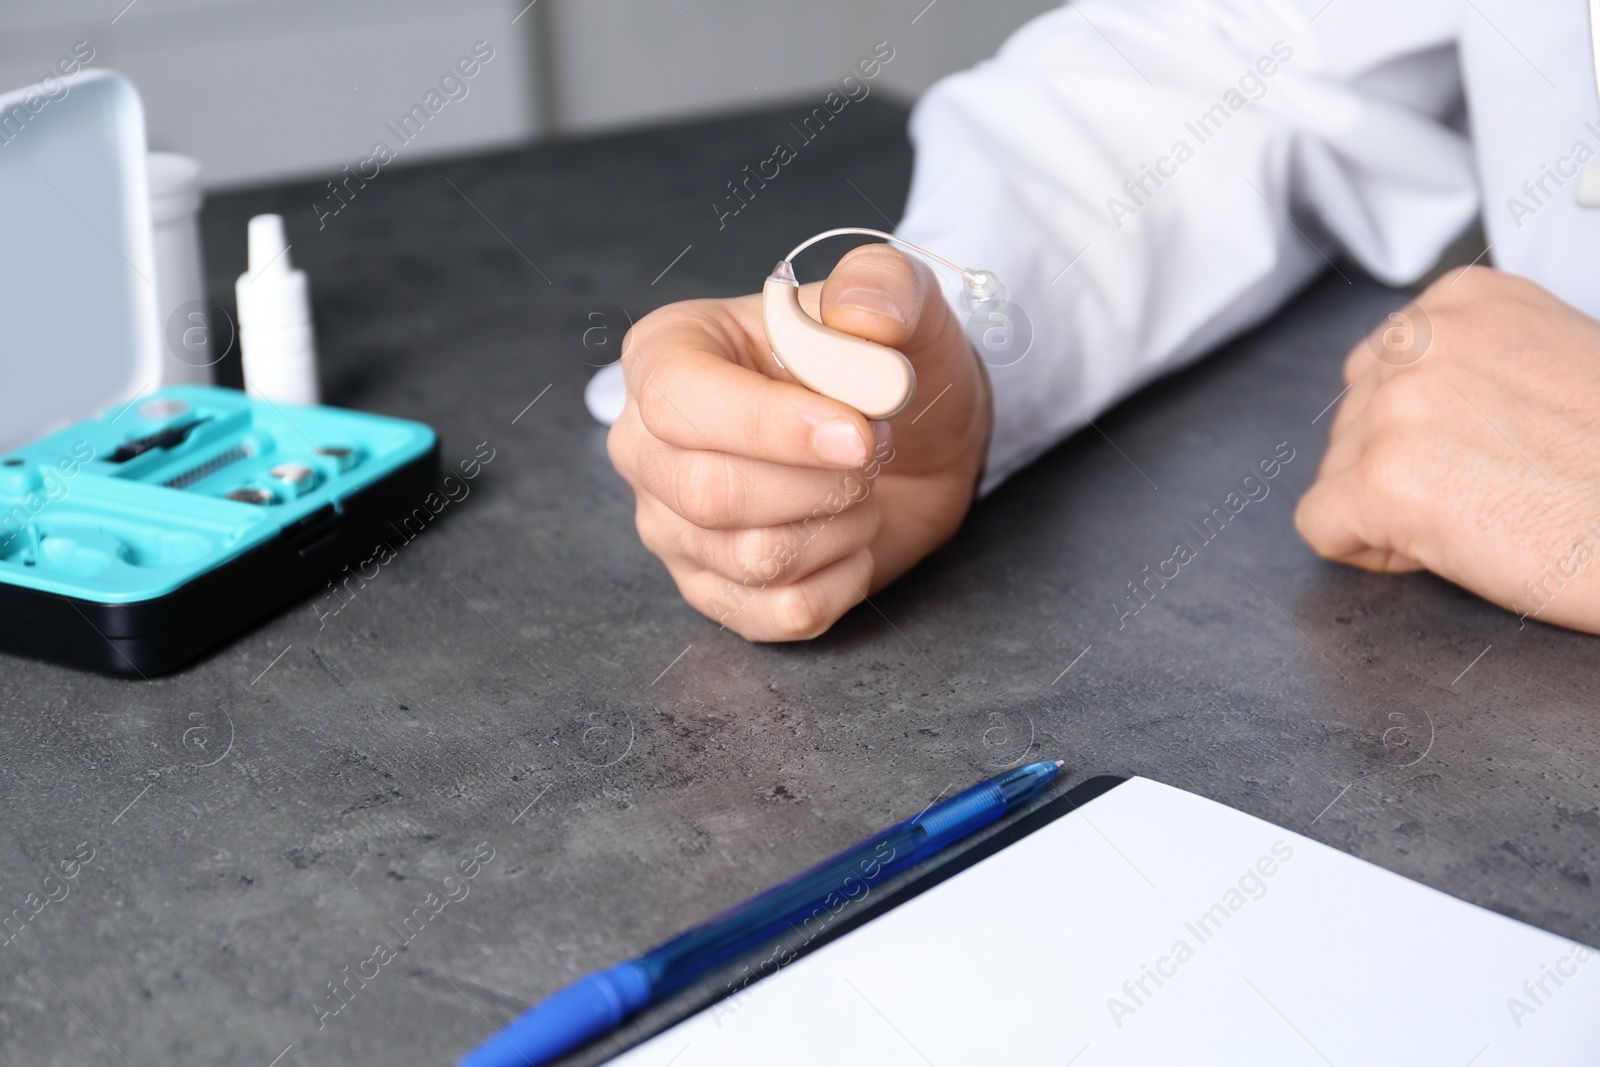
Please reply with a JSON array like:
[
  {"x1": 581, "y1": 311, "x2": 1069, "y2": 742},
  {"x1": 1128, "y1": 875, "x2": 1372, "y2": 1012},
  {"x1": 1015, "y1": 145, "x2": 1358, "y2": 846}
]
[{"x1": 460, "y1": 759, "x2": 1064, "y2": 1067}]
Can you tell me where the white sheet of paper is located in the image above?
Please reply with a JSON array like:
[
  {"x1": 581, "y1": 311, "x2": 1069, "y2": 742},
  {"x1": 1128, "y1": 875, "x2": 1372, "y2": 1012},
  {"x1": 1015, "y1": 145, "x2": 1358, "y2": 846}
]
[{"x1": 606, "y1": 776, "x2": 1600, "y2": 1066}]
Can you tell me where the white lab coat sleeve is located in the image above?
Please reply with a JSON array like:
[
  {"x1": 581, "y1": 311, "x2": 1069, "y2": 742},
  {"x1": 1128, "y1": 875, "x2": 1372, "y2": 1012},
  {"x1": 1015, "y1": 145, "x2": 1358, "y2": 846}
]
[{"x1": 893, "y1": 0, "x2": 1478, "y2": 495}]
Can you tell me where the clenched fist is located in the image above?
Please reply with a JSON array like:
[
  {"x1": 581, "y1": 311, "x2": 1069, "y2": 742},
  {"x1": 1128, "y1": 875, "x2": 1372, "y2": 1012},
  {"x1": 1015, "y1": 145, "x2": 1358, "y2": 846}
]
[
  {"x1": 1297, "y1": 267, "x2": 1600, "y2": 633},
  {"x1": 607, "y1": 245, "x2": 991, "y2": 640}
]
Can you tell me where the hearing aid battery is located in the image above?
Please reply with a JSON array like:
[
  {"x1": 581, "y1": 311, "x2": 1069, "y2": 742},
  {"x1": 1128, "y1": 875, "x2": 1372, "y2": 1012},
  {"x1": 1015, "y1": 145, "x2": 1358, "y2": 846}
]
[
  {"x1": 315, "y1": 446, "x2": 360, "y2": 472},
  {"x1": 269, "y1": 462, "x2": 316, "y2": 496}
]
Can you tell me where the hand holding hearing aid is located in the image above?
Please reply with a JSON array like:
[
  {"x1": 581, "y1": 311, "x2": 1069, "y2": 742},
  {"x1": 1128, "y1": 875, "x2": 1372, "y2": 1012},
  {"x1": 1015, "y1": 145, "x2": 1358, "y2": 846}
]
[{"x1": 606, "y1": 241, "x2": 992, "y2": 642}]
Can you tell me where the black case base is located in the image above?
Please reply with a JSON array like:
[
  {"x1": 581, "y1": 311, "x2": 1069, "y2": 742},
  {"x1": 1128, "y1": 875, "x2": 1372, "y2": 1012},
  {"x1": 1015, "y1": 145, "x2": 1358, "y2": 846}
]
[{"x1": 0, "y1": 445, "x2": 441, "y2": 677}]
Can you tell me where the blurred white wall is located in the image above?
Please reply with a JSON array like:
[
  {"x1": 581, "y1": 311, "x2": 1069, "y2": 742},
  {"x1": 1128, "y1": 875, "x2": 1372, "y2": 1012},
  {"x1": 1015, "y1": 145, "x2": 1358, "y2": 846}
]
[
  {"x1": 0, "y1": 0, "x2": 1058, "y2": 188},
  {"x1": 541, "y1": 0, "x2": 1061, "y2": 134},
  {"x1": 0, "y1": 0, "x2": 540, "y2": 189}
]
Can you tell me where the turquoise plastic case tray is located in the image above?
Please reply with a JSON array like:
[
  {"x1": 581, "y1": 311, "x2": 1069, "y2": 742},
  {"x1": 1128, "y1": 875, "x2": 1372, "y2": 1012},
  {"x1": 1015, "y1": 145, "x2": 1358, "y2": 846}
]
[{"x1": 0, "y1": 385, "x2": 439, "y2": 674}]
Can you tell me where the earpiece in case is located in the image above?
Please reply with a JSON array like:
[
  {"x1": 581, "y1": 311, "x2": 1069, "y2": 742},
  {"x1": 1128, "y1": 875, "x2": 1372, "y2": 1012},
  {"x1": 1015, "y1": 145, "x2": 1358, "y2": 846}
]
[{"x1": 761, "y1": 227, "x2": 1004, "y2": 420}]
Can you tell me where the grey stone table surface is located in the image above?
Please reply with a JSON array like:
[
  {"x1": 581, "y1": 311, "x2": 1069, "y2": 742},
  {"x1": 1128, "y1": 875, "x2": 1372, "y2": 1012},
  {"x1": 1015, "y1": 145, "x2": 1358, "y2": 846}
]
[{"x1": 2, "y1": 98, "x2": 1597, "y2": 1065}]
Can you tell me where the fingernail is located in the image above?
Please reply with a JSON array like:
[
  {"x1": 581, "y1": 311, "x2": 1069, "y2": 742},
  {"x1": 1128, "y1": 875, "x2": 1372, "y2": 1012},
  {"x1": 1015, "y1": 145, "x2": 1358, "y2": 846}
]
[
  {"x1": 834, "y1": 287, "x2": 908, "y2": 325},
  {"x1": 813, "y1": 418, "x2": 869, "y2": 467},
  {"x1": 871, "y1": 420, "x2": 893, "y2": 452}
]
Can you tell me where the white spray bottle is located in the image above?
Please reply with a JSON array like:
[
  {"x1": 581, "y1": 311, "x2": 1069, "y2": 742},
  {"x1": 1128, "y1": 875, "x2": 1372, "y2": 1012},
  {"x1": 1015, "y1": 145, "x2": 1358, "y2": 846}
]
[{"x1": 236, "y1": 213, "x2": 320, "y2": 404}]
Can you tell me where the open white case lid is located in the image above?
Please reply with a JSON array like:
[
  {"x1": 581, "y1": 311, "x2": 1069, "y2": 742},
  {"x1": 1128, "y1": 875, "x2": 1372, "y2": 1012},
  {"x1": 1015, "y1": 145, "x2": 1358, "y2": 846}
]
[{"x1": 0, "y1": 69, "x2": 159, "y2": 454}]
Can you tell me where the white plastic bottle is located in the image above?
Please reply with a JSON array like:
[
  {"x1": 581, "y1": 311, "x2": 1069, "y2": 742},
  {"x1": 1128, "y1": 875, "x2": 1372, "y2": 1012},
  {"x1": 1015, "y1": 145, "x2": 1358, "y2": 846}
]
[
  {"x1": 148, "y1": 151, "x2": 213, "y2": 385},
  {"x1": 236, "y1": 213, "x2": 320, "y2": 404}
]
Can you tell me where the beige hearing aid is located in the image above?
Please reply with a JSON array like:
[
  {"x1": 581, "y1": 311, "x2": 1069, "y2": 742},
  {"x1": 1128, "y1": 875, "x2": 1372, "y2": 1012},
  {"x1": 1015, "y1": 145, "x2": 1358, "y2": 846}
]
[{"x1": 762, "y1": 228, "x2": 1004, "y2": 422}]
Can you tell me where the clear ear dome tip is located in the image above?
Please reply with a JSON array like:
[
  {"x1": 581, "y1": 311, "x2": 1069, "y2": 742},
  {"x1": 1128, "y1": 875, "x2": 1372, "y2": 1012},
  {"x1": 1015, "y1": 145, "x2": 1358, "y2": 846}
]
[{"x1": 965, "y1": 269, "x2": 1002, "y2": 297}]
